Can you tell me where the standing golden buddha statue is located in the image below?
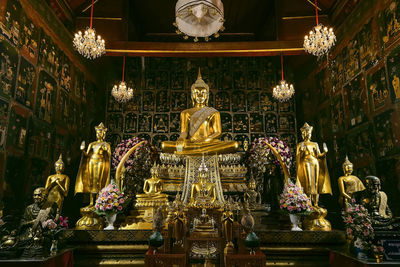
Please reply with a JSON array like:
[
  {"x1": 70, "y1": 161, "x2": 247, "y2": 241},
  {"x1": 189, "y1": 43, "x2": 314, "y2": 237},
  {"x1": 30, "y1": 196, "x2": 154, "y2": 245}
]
[
  {"x1": 43, "y1": 154, "x2": 70, "y2": 214},
  {"x1": 338, "y1": 156, "x2": 365, "y2": 207},
  {"x1": 296, "y1": 123, "x2": 332, "y2": 231},
  {"x1": 75, "y1": 122, "x2": 111, "y2": 229},
  {"x1": 162, "y1": 68, "x2": 238, "y2": 155}
]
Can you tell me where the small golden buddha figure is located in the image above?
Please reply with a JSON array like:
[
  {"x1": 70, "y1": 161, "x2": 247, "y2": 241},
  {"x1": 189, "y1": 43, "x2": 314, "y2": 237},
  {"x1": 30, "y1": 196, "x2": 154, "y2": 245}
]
[
  {"x1": 43, "y1": 154, "x2": 70, "y2": 213},
  {"x1": 167, "y1": 193, "x2": 186, "y2": 247},
  {"x1": 222, "y1": 198, "x2": 235, "y2": 253},
  {"x1": 193, "y1": 208, "x2": 216, "y2": 234},
  {"x1": 337, "y1": 156, "x2": 365, "y2": 207},
  {"x1": 188, "y1": 158, "x2": 218, "y2": 209},
  {"x1": 120, "y1": 163, "x2": 169, "y2": 230},
  {"x1": 296, "y1": 123, "x2": 332, "y2": 206},
  {"x1": 162, "y1": 69, "x2": 238, "y2": 155},
  {"x1": 244, "y1": 177, "x2": 262, "y2": 210},
  {"x1": 75, "y1": 122, "x2": 111, "y2": 229}
]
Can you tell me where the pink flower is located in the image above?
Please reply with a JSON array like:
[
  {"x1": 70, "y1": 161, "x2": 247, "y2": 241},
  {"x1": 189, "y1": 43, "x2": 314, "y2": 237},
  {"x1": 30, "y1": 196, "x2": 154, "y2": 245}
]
[
  {"x1": 117, "y1": 206, "x2": 122, "y2": 211},
  {"x1": 59, "y1": 216, "x2": 69, "y2": 229},
  {"x1": 119, "y1": 198, "x2": 125, "y2": 204}
]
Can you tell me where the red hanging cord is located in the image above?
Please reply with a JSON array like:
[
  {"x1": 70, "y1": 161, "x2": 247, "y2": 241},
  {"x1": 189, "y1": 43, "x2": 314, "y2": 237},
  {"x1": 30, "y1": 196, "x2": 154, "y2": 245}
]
[
  {"x1": 315, "y1": 0, "x2": 319, "y2": 25},
  {"x1": 281, "y1": 54, "x2": 284, "y2": 81},
  {"x1": 122, "y1": 56, "x2": 125, "y2": 82},
  {"x1": 90, "y1": 0, "x2": 94, "y2": 28}
]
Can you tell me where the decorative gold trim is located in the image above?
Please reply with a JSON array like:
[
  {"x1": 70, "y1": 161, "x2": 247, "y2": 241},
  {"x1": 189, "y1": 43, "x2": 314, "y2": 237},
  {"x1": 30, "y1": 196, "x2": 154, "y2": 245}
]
[{"x1": 105, "y1": 48, "x2": 305, "y2": 54}]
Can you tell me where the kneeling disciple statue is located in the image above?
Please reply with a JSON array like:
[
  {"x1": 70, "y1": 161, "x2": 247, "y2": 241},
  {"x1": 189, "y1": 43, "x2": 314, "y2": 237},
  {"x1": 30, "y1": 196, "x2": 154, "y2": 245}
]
[
  {"x1": 296, "y1": 123, "x2": 332, "y2": 231},
  {"x1": 337, "y1": 156, "x2": 365, "y2": 208},
  {"x1": 75, "y1": 122, "x2": 111, "y2": 229},
  {"x1": 162, "y1": 68, "x2": 238, "y2": 155}
]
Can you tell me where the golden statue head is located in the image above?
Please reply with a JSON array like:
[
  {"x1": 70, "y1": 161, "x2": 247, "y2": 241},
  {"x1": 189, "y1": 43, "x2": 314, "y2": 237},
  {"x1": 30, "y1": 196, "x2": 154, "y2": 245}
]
[
  {"x1": 342, "y1": 156, "x2": 353, "y2": 175},
  {"x1": 248, "y1": 177, "x2": 256, "y2": 190},
  {"x1": 300, "y1": 123, "x2": 313, "y2": 140},
  {"x1": 55, "y1": 154, "x2": 65, "y2": 174},
  {"x1": 95, "y1": 122, "x2": 107, "y2": 141},
  {"x1": 150, "y1": 162, "x2": 159, "y2": 178},
  {"x1": 191, "y1": 68, "x2": 209, "y2": 107}
]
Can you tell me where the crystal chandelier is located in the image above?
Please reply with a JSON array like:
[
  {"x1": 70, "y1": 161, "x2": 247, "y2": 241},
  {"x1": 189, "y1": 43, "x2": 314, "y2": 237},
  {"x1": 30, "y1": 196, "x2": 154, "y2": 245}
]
[
  {"x1": 303, "y1": 0, "x2": 336, "y2": 57},
  {"x1": 73, "y1": 0, "x2": 105, "y2": 59},
  {"x1": 174, "y1": 0, "x2": 225, "y2": 42},
  {"x1": 272, "y1": 54, "x2": 295, "y2": 102},
  {"x1": 112, "y1": 56, "x2": 133, "y2": 103}
]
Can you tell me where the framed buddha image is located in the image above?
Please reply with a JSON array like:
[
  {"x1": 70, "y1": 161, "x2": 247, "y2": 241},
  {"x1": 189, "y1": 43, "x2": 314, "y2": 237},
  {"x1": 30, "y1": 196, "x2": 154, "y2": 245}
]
[
  {"x1": 279, "y1": 99, "x2": 294, "y2": 113},
  {"x1": 331, "y1": 93, "x2": 345, "y2": 133},
  {"x1": 250, "y1": 133, "x2": 265, "y2": 143},
  {"x1": 169, "y1": 112, "x2": 180, "y2": 132},
  {"x1": 232, "y1": 57, "x2": 246, "y2": 69},
  {"x1": 153, "y1": 114, "x2": 169, "y2": 133},
  {"x1": 233, "y1": 71, "x2": 246, "y2": 90},
  {"x1": 152, "y1": 134, "x2": 168, "y2": 150},
  {"x1": 357, "y1": 19, "x2": 379, "y2": 69},
  {"x1": 233, "y1": 114, "x2": 249, "y2": 133},
  {"x1": 7, "y1": 105, "x2": 27, "y2": 151},
  {"x1": 142, "y1": 91, "x2": 155, "y2": 111},
  {"x1": 260, "y1": 92, "x2": 277, "y2": 112},
  {"x1": 265, "y1": 112, "x2": 277, "y2": 133},
  {"x1": 36, "y1": 70, "x2": 57, "y2": 124},
  {"x1": 170, "y1": 133, "x2": 180, "y2": 141},
  {"x1": 248, "y1": 70, "x2": 260, "y2": 90},
  {"x1": 20, "y1": 11, "x2": 38, "y2": 63},
  {"x1": 107, "y1": 87, "x2": 123, "y2": 112},
  {"x1": 74, "y1": 68, "x2": 83, "y2": 99},
  {"x1": 247, "y1": 92, "x2": 260, "y2": 112},
  {"x1": 124, "y1": 113, "x2": 137, "y2": 133},
  {"x1": 123, "y1": 94, "x2": 140, "y2": 112},
  {"x1": 221, "y1": 113, "x2": 232, "y2": 132},
  {"x1": 221, "y1": 133, "x2": 233, "y2": 142},
  {"x1": 0, "y1": 0, "x2": 21, "y2": 46},
  {"x1": 346, "y1": 125, "x2": 374, "y2": 164},
  {"x1": 373, "y1": 110, "x2": 400, "y2": 158},
  {"x1": 0, "y1": 98, "x2": 9, "y2": 149},
  {"x1": 344, "y1": 74, "x2": 369, "y2": 128},
  {"x1": 234, "y1": 134, "x2": 249, "y2": 152},
  {"x1": 220, "y1": 72, "x2": 233, "y2": 90},
  {"x1": 171, "y1": 70, "x2": 184, "y2": 90},
  {"x1": 59, "y1": 54, "x2": 71, "y2": 93},
  {"x1": 16, "y1": 57, "x2": 35, "y2": 108},
  {"x1": 0, "y1": 39, "x2": 18, "y2": 99},
  {"x1": 366, "y1": 64, "x2": 390, "y2": 112},
  {"x1": 278, "y1": 114, "x2": 295, "y2": 132},
  {"x1": 38, "y1": 31, "x2": 61, "y2": 78},
  {"x1": 261, "y1": 61, "x2": 277, "y2": 89},
  {"x1": 215, "y1": 92, "x2": 230, "y2": 111},
  {"x1": 156, "y1": 90, "x2": 169, "y2": 112},
  {"x1": 387, "y1": 45, "x2": 400, "y2": 102},
  {"x1": 156, "y1": 70, "x2": 169, "y2": 90},
  {"x1": 378, "y1": 1, "x2": 400, "y2": 50},
  {"x1": 138, "y1": 113, "x2": 152, "y2": 132},
  {"x1": 137, "y1": 133, "x2": 151, "y2": 142},
  {"x1": 280, "y1": 133, "x2": 297, "y2": 153},
  {"x1": 343, "y1": 37, "x2": 360, "y2": 82},
  {"x1": 107, "y1": 113, "x2": 123, "y2": 133},
  {"x1": 247, "y1": 57, "x2": 259, "y2": 69},
  {"x1": 329, "y1": 55, "x2": 340, "y2": 95},
  {"x1": 57, "y1": 88, "x2": 69, "y2": 126},
  {"x1": 69, "y1": 100, "x2": 79, "y2": 131},
  {"x1": 231, "y1": 90, "x2": 245, "y2": 112},
  {"x1": 250, "y1": 113, "x2": 263, "y2": 132},
  {"x1": 316, "y1": 68, "x2": 328, "y2": 103},
  {"x1": 171, "y1": 91, "x2": 187, "y2": 111}
]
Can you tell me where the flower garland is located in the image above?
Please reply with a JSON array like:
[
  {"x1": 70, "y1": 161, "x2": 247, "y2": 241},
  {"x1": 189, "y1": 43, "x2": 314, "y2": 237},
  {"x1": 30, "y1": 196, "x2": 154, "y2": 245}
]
[
  {"x1": 95, "y1": 183, "x2": 125, "y2": 215},
  {"x1": 247, "y1": 137, "x2": 292, "y2": 174},
  {"x1": 279, "y1": 181, "x2": 312, "y2": 214}
]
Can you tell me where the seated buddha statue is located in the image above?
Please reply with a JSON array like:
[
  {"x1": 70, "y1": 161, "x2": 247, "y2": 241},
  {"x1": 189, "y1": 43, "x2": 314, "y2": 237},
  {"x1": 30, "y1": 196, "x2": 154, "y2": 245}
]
[
  {"x1": 244, "y1": 177, "x2": 262, "y2": 210},
  {"x1": 188, "y1": 158, "x2": 218, "y2": 209},
  {"x1": 136, "y1": 163, "x2": 167, "y2": 200},
  {"x1": 193, "y1": 208, "x2": 216, "y2": 233},
  {"x1": 361, "y1": 176, "x2": 400, "y2": 230},
  {"x1": 162, "y1": 69, "x2": 238, "y2": 155},
  {"x1": 337, "y1": 156, "x2": 365, "y2": 207}
]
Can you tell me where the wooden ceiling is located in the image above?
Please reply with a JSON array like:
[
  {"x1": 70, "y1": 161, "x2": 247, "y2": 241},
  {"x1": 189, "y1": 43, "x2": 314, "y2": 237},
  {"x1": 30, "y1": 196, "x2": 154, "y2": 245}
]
[{"x1": 49, "y1": 0, "x2": 359, "y2": 56}]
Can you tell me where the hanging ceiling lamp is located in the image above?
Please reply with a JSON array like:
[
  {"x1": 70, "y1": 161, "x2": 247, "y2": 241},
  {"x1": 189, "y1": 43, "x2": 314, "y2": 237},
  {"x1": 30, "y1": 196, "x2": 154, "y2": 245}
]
[
  {"x1": 303, "y1": 0, "x2": 336, "y2": 57},
  {"x1": 273, "y1": 54, "x2": 295, "y2": 102},
  {"x1": 73, "y1": 0, "x2": 105, "y2": 59},
  {"x1": 174, "y1": 0, "x2": 225, "y2": 42},
  {"x1": 112, "y1": 56, "x2": 133, "y2": 103}
]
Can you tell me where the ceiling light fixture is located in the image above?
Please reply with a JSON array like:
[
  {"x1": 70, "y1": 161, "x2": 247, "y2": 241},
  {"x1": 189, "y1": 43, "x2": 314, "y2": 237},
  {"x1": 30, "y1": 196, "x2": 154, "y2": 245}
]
[
  {"x1": 273, "y1": 54, "x2": 295, "y2": 102},
  {"x1": 112, "y1": 56, "x2": 133, "y2": 103},
  {"x1": 73, "y1": 0, "x2": 105, "y2": 59},
  {"x1": 303, "y1": 0, "x2": 336, "y2": 57}
]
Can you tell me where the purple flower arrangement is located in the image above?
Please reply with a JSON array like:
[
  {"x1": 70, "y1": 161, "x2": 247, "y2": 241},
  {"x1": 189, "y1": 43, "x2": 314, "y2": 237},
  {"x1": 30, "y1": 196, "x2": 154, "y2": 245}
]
[
  {"x1": 112, "y1": 137, "x2": 154, "y2": 169},
  {"x1": 95, "y1": 183, "x2": 125, "y2": 215},
  {"x1": 248, "y1": 137, "x2": 293, "y2": 174},
  {"x1": 342, "y1": 199, "x2": 374, "y2": 249},
  {"x1": 279, "y1": 181, "x2": 312, "y2": 214}
]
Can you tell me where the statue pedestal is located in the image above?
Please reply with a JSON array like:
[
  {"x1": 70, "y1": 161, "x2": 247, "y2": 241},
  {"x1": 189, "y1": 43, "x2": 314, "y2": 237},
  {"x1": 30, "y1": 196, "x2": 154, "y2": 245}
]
[
  {"x1": 120, "y1": 197, "x2": 168, "y2": 230},
  {"x1": 303, "y1": 206, "x2": 331, "y2": 231},
  {"x1": 75, "y1": 204, "x2": 103, "y2": 230}
]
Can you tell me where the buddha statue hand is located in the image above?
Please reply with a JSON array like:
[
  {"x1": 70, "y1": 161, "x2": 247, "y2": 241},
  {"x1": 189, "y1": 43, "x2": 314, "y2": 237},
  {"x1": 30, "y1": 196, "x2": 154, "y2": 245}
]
[
  {"x1": 323, "y1": 143, "x2": 328, "y2": 153},
  {"x1": 80, "y1": 141, "x2": 85, "y2": 150}
]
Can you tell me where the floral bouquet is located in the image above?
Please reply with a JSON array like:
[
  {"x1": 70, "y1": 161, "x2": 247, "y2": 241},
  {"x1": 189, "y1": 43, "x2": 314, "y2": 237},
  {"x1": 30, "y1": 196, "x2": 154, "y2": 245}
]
[
  {"x1": 342, "y1": 199, "x2": 374, "y2": 251},
  {"x1": 112, "y1": 137, "x2": 157, "y2": 195},
  {"x1": 371, "y1": 242, "x2": 385, "y2": 255},
  {"x1": 41, "y1": 216, "x2": 69, "y2": 253},
  {"x1": 247, "y1": 137, "x2": 292, "y2": 175},
  {"x1": 279, "y1": 181, "x2": 312, "y2": 215},
  {"x1": 95, "y1": 182, "x2": 125, "y2": 216}
]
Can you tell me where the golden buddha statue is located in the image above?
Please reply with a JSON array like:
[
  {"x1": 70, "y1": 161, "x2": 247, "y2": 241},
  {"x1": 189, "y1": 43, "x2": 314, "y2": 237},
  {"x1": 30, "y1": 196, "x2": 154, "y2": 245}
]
[
  {"x1": 75, "y1": 122, "x2": 111, "y2": 230},
  {"x1": 222, "y1": 198, "x2": 235, "y2": 254},
  {"x1": 120, "y1": 163, "x2": 168, "y2": 230},
  {"x1": 296, "y1": 123, "x2": 332, "y2": 206},
  {"x1": 244, "y1": 177, "x2": 262, "y2": 210},
  {"x1": 162, "y1": 69, "x2": 238, "y2": 155},
  {"x1": 193, "y1": 208, "x2": 216, "y2": 236},
  {"x1": 188, "y1": 158, "x2": 218, "y2": 209},
  {"x1": 43, "y1": 154, "x2": 70, "y2": 213},
  {"x1": 338, "y1": 156, "x2": 365, "y2": 207},
  {"x1": 296, "y1": 123, "x2": 332, "y2": 231},
  {"x1": 167, "y1": 193, "x2": 186, "y2": 247}
]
